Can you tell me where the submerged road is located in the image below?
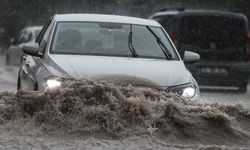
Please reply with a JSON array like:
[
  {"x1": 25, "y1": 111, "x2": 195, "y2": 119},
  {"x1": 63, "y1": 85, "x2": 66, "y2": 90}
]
[{"x1": 0, "y1": 55, "x2": 249, "y2": 150}]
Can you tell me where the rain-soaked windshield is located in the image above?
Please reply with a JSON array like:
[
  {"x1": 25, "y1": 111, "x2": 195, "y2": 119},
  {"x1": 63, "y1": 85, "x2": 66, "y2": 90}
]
[
  {"x1": 0, "y1": 1, "x2": 250, "y2": 150},
  {"x1": 51, "y1": 22, "x2": 178, "y2": 60}
]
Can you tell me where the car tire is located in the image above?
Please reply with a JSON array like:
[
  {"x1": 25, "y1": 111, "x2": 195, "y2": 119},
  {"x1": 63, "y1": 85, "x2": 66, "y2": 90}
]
[{"x1": 239, "y1": 85, "x2": 247, "y2": 93}]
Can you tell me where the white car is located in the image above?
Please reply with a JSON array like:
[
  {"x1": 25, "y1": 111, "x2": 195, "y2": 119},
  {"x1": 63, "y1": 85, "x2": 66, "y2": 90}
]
[
  {"x1": 6, "y1": 26, "x2": 42, "y2": 66},
  {"x1": 19, "y1": 14, "x2": 200, "y2": 99}
]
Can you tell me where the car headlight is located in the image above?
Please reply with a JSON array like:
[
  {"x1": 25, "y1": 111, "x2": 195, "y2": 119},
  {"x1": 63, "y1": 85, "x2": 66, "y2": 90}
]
[
  {"x1": 167, "y1": 83, "x2": 197, "y2": 98},
  {"x1": 46, "y1": 78, "x2": 61, "y2": 88}
]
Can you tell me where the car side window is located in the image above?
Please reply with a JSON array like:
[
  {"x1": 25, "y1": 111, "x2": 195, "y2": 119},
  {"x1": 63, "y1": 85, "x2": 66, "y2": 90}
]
[
  {"x1": 36, "y1": 19, "x2": 52, "y2": 44},
  {"x1": 36, "y1": 19, "x2": 53, "y2": 53}
]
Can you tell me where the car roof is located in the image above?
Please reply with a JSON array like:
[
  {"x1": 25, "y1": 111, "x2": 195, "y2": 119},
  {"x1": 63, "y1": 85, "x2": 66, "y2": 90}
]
[
  {"x1": 53, "y1": 14, "x2": 161, "y2": 27},
  {"x1": 150, "y1": 9, "x2": 247, "y2": 20}
]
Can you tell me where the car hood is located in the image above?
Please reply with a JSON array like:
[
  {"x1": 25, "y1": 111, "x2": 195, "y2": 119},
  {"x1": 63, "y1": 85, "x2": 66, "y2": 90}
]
[{"x1": 47, "y1": 55, "x2": 191, "y2": 87}]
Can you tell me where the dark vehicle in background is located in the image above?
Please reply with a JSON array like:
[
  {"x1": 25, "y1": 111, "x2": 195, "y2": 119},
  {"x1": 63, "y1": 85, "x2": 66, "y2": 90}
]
[
  {"x1": 149, "y1": 9, "x2": 250, "y2": 92},
  {"x1": 5, "y1": 26, "x2": 42, "y2": 66}
]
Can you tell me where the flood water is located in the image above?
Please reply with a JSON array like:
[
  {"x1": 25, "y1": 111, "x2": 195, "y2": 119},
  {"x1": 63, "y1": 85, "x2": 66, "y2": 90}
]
[{"x1": 0, "y1": 56, "x2": 249, "y2": 150}]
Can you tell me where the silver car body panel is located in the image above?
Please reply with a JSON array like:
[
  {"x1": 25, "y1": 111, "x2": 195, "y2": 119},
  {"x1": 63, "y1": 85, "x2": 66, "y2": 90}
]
[
  {"x1": 54, "y1": 14, "x2": 161, "y2": 27},
  {"x1": 18, "y1": 14, "x2": 198, "y2": 99},
  {"x1": 46, "y1": 54, "x2": 191, "y2": 87}
]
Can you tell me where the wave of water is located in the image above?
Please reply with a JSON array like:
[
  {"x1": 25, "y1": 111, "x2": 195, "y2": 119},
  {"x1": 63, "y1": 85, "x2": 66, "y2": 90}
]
[{"x1": 0, "y1": 77, "x2": 249, "y2": 149}]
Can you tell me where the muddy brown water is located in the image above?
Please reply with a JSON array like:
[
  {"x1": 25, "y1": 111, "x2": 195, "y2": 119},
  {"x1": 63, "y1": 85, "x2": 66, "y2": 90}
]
[
  {"x1": 0, "y1": 55, "x2": 250, "y2": 149},
  {"x1": 0, "y1": 78, "x2": 249, "y2": 149}
]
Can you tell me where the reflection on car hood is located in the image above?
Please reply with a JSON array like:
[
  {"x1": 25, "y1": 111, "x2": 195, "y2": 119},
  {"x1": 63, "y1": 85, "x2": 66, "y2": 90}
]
[{"x1": 47, "y1": 55, "x2": 191, "y2": 87}]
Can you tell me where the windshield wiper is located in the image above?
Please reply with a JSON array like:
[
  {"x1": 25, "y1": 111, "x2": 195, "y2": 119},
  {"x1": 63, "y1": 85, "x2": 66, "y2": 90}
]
[
  {"x1": 128, "y1": 25, "x2": 138, "y2": 57},
  {"x1": 146, "y1": 26, "x2": 172, "y2": 60}
]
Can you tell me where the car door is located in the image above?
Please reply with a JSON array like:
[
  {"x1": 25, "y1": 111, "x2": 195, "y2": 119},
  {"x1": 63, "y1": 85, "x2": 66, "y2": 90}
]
[
  {"x1": 20, "y1": 19, "x2": 53, "y2": 90},
  {"x1": 34, "y1": 19, "x2": 55, "y2": 90}
]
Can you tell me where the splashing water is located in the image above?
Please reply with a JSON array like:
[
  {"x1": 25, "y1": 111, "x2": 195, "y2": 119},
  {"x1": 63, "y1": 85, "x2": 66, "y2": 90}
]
[{"x1": 0, "y1": 77, "x2": 249, "y2": 149}]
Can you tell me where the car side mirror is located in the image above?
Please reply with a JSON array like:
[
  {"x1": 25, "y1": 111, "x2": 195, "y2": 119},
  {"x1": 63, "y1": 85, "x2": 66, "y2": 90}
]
[
  {"x1": 22, "y1": 43, "x2": 43, "y2": 57},
  {"x1": 183, "y1": 51, "x2": 200, "y2": 63}
]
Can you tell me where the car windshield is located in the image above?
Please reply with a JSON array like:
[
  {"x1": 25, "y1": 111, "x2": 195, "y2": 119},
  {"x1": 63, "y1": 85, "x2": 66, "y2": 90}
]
[{"x1": 51, "y1": 22, "x2": 178, "y2": 60}]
